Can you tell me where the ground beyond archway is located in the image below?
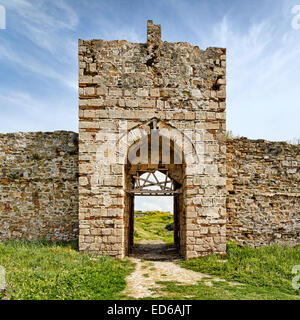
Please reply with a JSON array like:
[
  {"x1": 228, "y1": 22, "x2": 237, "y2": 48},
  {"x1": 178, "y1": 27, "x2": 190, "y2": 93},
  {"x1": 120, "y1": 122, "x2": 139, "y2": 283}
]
[{"x1": 124, "y1": 165, "x2": 185, "y2": 257}]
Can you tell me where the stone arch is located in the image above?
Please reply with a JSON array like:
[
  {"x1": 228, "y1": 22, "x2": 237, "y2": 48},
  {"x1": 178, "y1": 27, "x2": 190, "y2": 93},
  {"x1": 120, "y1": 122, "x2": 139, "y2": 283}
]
[
  {"x1": 114, "y1": 118, "x2": 199, "y2": 166},
  {"x1": 120, "y1": 118, "x2": 192, "y2": 257},
  {"x1": 78, "y1": 20, "x2": 227, "y2": 259}
]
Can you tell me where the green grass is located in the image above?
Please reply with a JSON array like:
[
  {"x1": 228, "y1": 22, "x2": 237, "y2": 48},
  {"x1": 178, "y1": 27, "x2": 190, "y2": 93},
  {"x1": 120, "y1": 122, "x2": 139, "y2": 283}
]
[
  {"x1": 165, "y1": 242, "x2": 300, "y2": 300},
  {"x1": 133, "y1": 211, "x2": 300, "y2": 299},
  {"x1": 0, "y1": 240, "x2": 133, "y2": 300},
  {"x1": 2, "y1": 213, "x2": 299, "y2": 300},
  {"x1": 134, "y1": 211, "x2": 174, "y2": 244},
  {"x1": 226, "y1": 130, "x2": 240, "y2": 139},
  {"x1": 148, "y1": 279, "x2": 300, "y2": 300}
]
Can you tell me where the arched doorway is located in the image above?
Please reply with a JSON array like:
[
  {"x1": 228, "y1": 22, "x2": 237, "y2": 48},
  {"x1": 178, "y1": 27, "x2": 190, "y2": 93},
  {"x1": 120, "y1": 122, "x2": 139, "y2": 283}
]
[
  {"x1": 123, "y1": 119, "x2": 189, "y2": 257},
  {"x1": 125, "y1": 168, "x2": 184, "y2": 257},
  {"x1": 78, "y1": 21, "x2": 227, "y2": 259},
  {"x1": 79, "y1": 116, "x2": 226, "y2": 259}
]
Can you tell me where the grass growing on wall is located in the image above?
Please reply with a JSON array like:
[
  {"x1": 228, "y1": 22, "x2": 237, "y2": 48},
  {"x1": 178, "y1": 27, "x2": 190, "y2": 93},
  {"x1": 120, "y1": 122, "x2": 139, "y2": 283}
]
[
  {"x1": 134, "y1": 211, "x2": 174, "y2": 244},
  {"x1": 226, "y1": 130, "x2": 240, "y2": 139},
  {"x1": 0, "y1": 241, "x2": 133, "y2": 300},
  {"x1": 288, "y1": 138, "x2": 300, "y2": 145}
]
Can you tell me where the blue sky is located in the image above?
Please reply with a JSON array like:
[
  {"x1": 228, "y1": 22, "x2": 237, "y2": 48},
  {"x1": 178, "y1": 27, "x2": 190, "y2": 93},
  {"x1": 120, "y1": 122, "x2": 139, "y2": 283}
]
[
  {"x1": 0, "y1": 0, "x2": 300, "y2": 211},
  {"x1": 0, "y1": 0, "x2": 299, "y2": 139}
]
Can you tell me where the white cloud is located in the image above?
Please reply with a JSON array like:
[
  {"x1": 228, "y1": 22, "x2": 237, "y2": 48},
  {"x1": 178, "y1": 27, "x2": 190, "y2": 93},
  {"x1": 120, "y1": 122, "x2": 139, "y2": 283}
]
[
  {"x1": 3, "y1": 0, "x2": 78, "y2": 32},
  {"x1": 203, "y1": 16, "x2": 300, "y2": 140},
  {"x1": 0, "y1": 0, "x2": 299, "y2": 140},
  {"x1": 166, "y1": 1, "x2": 300, "y2": 141},
  {"x1": 135, "y1": 196, "x2": 173, "y2": 213},
  {"x1": 0, "y1": 90, "x2": 78, "y2": 133},
  {"x1": 0, "y1": 0, "x2": 78, "y2": 89},
  {"x1": 0, "y1": 38, "x2": 77, "y2": 90}
]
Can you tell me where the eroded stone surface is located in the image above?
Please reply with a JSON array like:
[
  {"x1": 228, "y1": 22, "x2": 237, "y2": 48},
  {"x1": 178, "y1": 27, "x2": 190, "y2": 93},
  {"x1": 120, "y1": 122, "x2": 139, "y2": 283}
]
[
  {"x1": 0, "y1": 131, "x2": 78, "y2": 241},
  {"x1": 78, "y1": 20, "x2": 227, "y2": 258},
  {"x1": 0, "y1": 20, "x2": 298, "y2": 254},
  {"x1": 0, "y1": 135, "x2": 299, "y2": 247},
  {"x1": 226, "y1": 138, "x2": 300, "y2": 246}
]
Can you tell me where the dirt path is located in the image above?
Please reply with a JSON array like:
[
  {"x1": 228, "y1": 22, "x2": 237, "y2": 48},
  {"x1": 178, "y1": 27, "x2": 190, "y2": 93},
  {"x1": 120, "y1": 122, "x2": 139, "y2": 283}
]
[{"x1": 123, "y1": 241, "x2": 231, "y2": 299}]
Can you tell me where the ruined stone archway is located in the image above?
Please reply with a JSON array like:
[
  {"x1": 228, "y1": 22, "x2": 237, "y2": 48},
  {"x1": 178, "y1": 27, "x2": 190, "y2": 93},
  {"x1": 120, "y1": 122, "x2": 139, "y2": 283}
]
[
  {"x1": 122, "y1": 119, "x2": 191, "y2": 257},
  {"x1": 78, "y1": 20, "x2": 227, "y2": 259},
  {"x1": 125, "y1": 169, "x2": 183, "y2": 256}
]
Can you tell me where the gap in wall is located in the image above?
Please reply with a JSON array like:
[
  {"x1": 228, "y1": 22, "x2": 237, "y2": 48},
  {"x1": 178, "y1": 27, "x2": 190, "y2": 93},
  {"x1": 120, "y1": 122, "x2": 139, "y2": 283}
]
[
  {"x1": 133, "y1": 195, "x2": 175, "y2": 259},
  {"x1": 134, "y1": 195, "x2": 174, "y2": 243}
]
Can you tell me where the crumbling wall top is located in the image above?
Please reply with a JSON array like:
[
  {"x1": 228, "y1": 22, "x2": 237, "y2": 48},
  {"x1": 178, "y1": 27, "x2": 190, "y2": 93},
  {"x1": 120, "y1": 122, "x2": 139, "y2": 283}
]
[{"x1": 147, "y1": 20, "x2": 161, "y2": 45}]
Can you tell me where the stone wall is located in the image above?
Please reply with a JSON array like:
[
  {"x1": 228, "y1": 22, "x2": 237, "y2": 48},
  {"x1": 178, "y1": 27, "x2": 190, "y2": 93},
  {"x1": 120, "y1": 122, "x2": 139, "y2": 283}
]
[
  {"x1": 0, "y1": 131, "x2": 79, "y2": 241},
  {"x1": 78, "y1": 20, "x2": 227, "y2": 258},
  {"x1": 0, "y1": 21, "x2": 298, "y2": 254},
  {"x1": 0, "y1": 132, "x2": 299, "y2": 250},
  {"x1": 226, "y1": 138, "x2": 300, "y2": 246}
]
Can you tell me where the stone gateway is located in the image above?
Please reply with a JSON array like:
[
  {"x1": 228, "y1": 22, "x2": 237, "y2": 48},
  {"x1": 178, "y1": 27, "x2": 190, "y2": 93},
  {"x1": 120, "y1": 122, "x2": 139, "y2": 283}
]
[
  {"x1": 78, "y1": 21, "x2": 227, "y2": 258},
  {"x1": 0, "y1": 21, "x2": 299, "y2": 259}
]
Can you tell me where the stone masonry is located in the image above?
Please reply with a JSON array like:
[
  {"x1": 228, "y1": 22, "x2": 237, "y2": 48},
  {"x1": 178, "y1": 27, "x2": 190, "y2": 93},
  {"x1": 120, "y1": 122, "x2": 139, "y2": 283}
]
[
  {"x1": 0, "y1": 20, "x2": 298, "y2": 258},
  {"x1": 226, "y1": 138, "x2": 300, "y2": 246},
  {"x1": 78, "y1": 20, "x2": 227, "y2": 258},
  {"x1": 0, "y1": 134, "x2": 299, "y2": 252},
  {"x1": 0, "y1": 131, "x2": 78, "y2": 241}
]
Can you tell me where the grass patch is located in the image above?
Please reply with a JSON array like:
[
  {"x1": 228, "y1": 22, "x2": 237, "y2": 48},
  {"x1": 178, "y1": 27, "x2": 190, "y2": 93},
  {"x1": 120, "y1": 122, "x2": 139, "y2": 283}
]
[
  {"x1": 149, "y1": 279, "x2": 300, "y2": 300},
  {"x1": 0, "y1": 240, "x2": 133, "y2": 300},
  {"x1": 287, "y1": 138, "x2": 300, "y2": 145},
  {"x1": 226, "y1": 130, "x2": 240, "y2": 139},
  {"x1": 132, "y1": 212, "x2": 300, "y2": 300},
  {"x1": 134, "y1": 211, "x2": 173, "y2": 244},
  {"x1": 172, "y1": 242, "x2": 300, "y2": 300}
]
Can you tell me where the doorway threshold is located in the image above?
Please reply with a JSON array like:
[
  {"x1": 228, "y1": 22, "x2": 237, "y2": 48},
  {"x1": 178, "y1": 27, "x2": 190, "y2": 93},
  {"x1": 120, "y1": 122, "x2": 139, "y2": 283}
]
[{"x1": 129, "y1": 240, "x2": 181, "y2": 261}]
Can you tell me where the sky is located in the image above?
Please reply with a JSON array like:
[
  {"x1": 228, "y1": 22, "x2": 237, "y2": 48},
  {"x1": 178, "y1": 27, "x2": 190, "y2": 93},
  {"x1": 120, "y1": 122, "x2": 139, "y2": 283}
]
[
  {"x1": 134, "y1": 171, "x2": 173, "y2": 213},
  {"x1": 0, "y1": 0, "x2": 300, "y2": 211},
  {"x1": 135, "y1": 195, "x2": 173, "y2": 214}
]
